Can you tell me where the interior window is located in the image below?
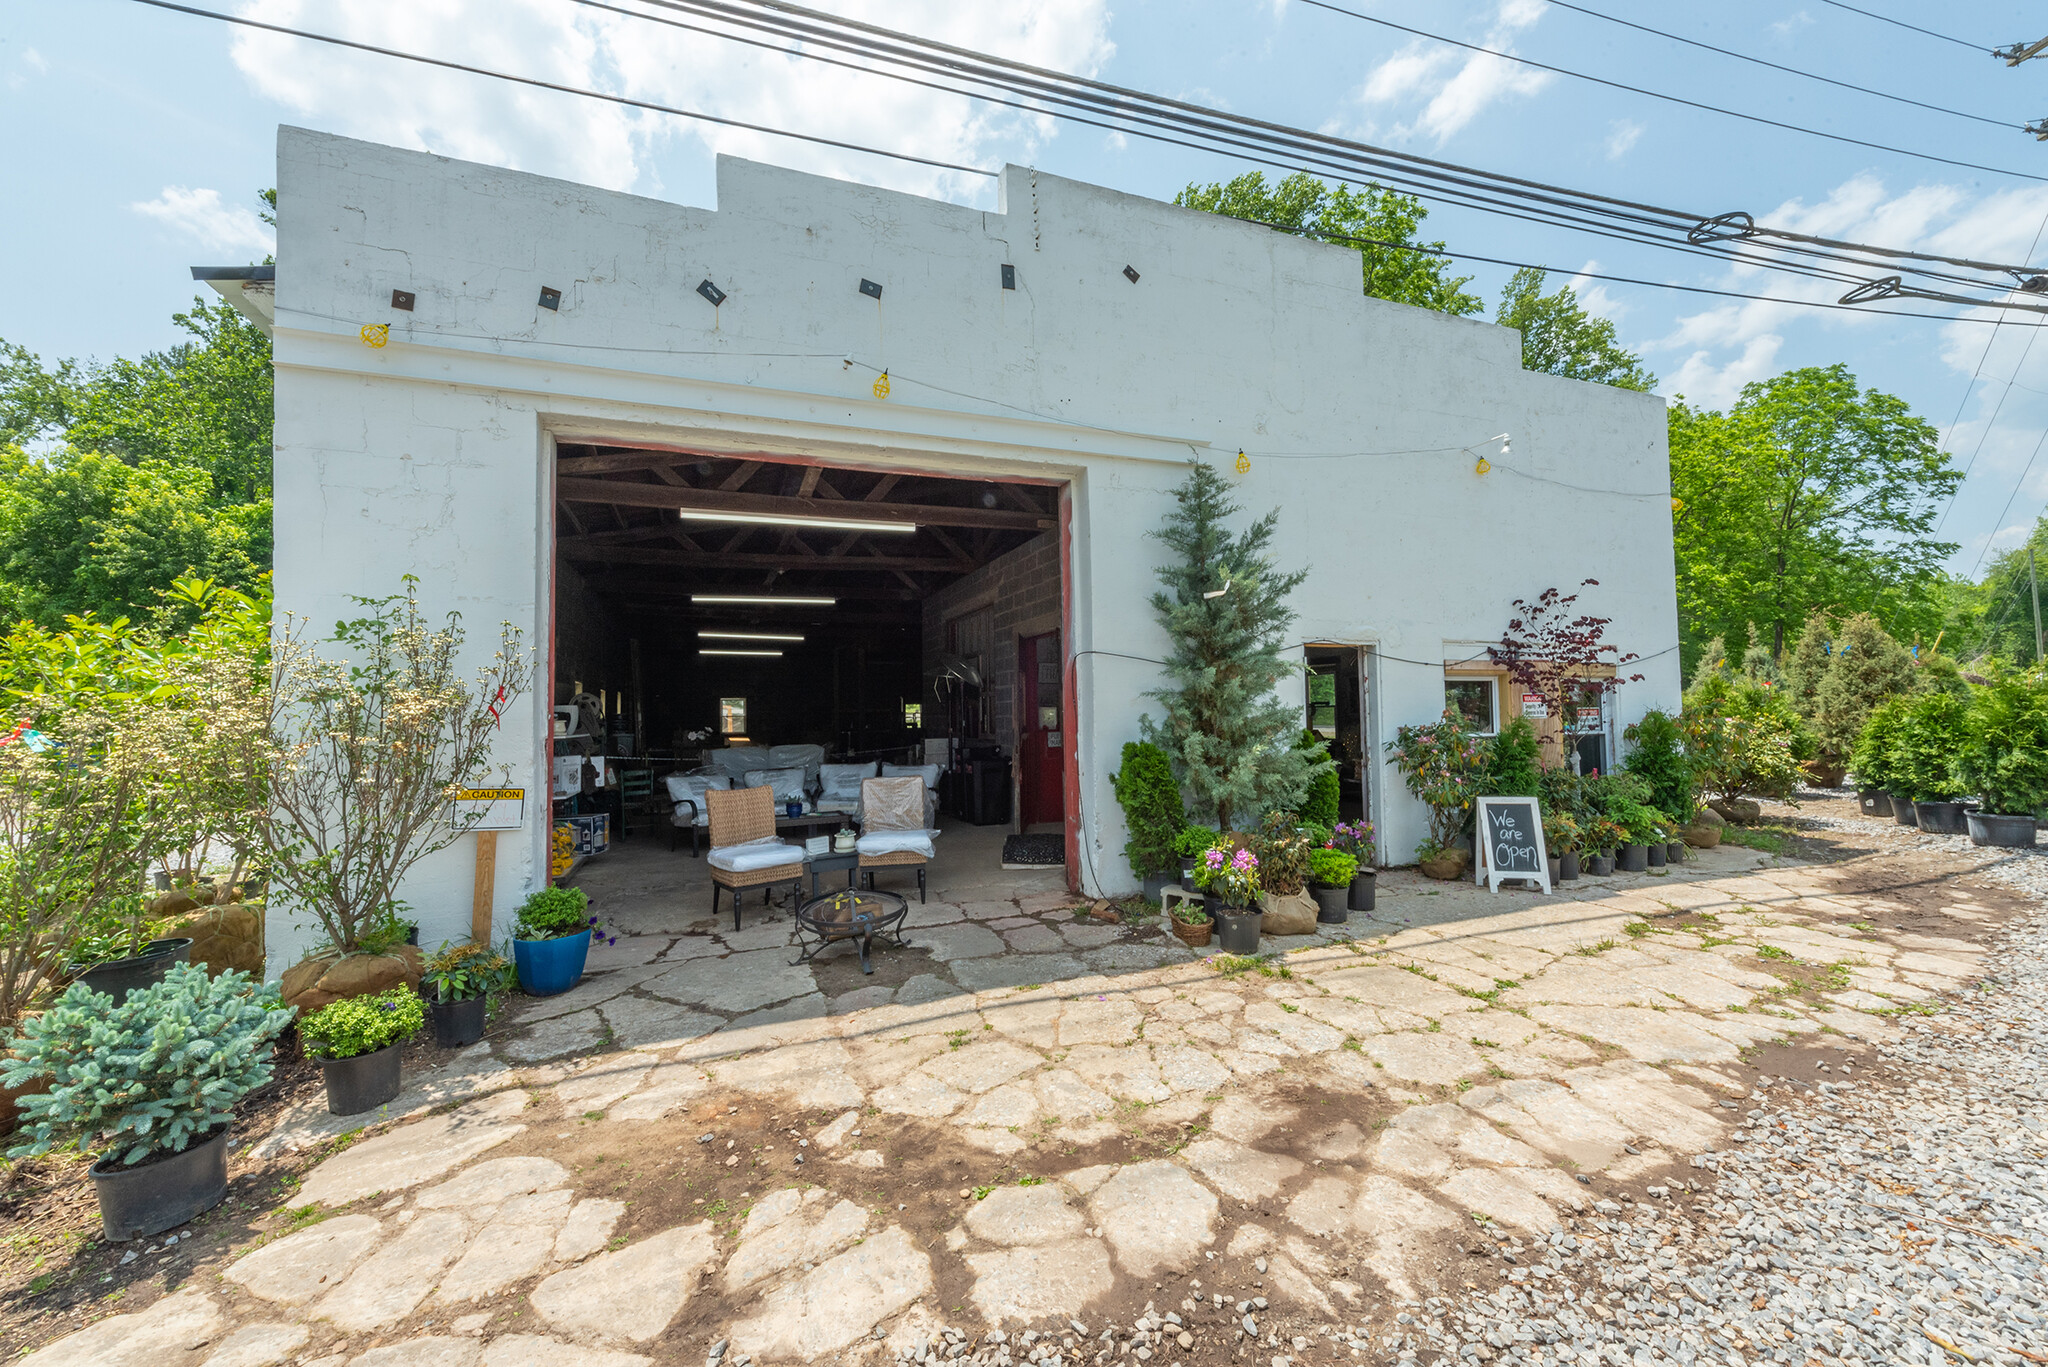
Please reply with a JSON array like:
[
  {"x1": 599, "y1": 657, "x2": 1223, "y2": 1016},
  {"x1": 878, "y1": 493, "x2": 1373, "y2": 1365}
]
[
  {"x1": 718, "y1": 697, "x2": 748, "y2": 735},
  {"x1": 1444, "y1": 677, "x2": 1497, "y2": 734}
]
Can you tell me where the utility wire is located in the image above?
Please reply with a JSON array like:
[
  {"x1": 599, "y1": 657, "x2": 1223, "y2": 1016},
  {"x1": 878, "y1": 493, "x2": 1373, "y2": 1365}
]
[
  {"x1": 1291, "y1": 0, "x2": 2047, "y2": 183},
  {"x1": 1815, "y1": 0, "x2": 1994, "y2": 55},
  {"x1": 1538, "y1": 0, "x2": 2019, "y2": 130},
  {"x1": 123, "y1": 0, "x2": 994, "y2": 178},
  {"x1": 1934, "y1": 206, "x2": 2048, "y2": 536},
  {"x1": 650, "y1": 0, "x2": 2045, "y2": 281},
  {"x1": 1969, "y1": 425, "x2": 2048, "y2": 579}
]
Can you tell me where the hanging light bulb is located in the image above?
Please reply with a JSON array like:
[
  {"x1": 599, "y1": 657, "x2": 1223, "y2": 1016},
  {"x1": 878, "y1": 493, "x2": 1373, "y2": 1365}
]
[
  {"x1": 872, "y1": 370, "x2": 891, "y2": 399},
  {"x1": 1474, "y1": 453, "x2": 1492, "y2": 476},
  {"x1": 1234, "y1": 448, "x2": 1250, "y2": 474}
]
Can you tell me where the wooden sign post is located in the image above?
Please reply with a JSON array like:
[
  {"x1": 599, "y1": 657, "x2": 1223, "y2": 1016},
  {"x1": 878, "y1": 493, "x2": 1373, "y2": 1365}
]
[
  {"x1": 454, "y1": 789, "x2": 526, "y2": 945},
  {"x1": 1475, "y1": 796, "x2": 1550, "y2": 895}
]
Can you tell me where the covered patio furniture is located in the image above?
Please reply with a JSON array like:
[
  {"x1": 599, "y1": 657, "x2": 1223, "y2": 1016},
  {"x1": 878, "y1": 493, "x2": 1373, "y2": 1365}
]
[
  {"x1": 705, "y1": 785, "x2": 805, "y2": 928},
  {"x1": 856, "y1": 776, "x2": 937, "y2": 903},
  {"x1": 666, "y1": 773, "x2": 730, "y2": 855}
]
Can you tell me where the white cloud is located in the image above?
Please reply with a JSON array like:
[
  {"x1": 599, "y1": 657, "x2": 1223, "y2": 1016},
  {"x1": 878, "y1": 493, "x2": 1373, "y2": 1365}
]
[
  {"x1": 8, "y1": 45, "x2": 49, "y2": 90},
  {"x1": 225, "y1": 0, "x2": 1114, "y2": 203},
  {"x1": 130, "y1": 186, "x2": 277, "y2": 259},
  {"x1": 1349, "y1": 0, "x2": 1554, "y2": 145},
  {"x1": 1769, "y1": 11, "x2": 1813, "y2": 39},
  {"x1": 1564, "y1": 260, "x2": 1624, "y2": 321},
  {"x1": 1604, "y1": 119, "x2": 1642, "y2": 160},
  {"x1": 1664, "y1": 334, "x2": 1784, "y2": 409}
]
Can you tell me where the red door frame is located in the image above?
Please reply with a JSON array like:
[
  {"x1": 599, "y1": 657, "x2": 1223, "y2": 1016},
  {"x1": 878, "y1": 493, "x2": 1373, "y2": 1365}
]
[{"x1": 1059, "y1": 485, "x2": 1080, "y2": 892}]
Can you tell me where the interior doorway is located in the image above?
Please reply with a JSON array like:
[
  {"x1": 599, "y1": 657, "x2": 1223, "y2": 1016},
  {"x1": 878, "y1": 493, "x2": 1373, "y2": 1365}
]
[
  {"x1": 1017, "y1": 630, "x2": 1064, "y2": 828},
  {"x1": 1305, "y1": 646, "x2": 1369, "y2": 823}
]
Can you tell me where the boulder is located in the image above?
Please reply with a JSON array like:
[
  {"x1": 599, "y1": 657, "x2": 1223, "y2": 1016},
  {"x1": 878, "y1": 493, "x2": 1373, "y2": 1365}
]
[
  {"x1": 1708, "y1": 798, "x2": 1759, "y2": 826},
  {"x1": 1680, "y1": 824, "x2": 1722, "y2": 850},
  {"x1": 164, "y1": 902, "x2": 265, "y2": 978},
  {"x1": 1691, "y1": 805, "x2": 1726, "y2": 829},
  {"x1": 1259, "y1": 890, "x2": 1318, "y2": 937},
  {"x1": 146, "y1": 889, "x2": 203, "y2": 919},
  {"x1": 282, "y1": 947, "x2": 424, "y2": 1014}
]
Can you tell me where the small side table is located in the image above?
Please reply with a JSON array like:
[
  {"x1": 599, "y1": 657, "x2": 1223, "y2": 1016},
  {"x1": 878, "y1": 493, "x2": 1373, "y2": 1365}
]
[
  {"x1": 1159, "y1": 884, "x2": 1204, "y2": 923},
  {"x1": 805, "y1": 849, "x2": 859, "y2": 897}
]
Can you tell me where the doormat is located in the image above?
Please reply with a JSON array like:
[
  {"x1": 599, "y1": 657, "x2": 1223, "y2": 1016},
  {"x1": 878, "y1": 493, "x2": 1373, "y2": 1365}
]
[{"x1": 1001, "y1": 834, "x2": 1065, "y2": 868}]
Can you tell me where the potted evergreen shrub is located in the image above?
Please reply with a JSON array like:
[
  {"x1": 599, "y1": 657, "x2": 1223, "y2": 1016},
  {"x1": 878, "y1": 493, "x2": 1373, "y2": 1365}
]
[
  {"x1": 1956, "y1": 668, "x2": 2048, "y2": 848},
  {"x1": 1192, "y1": 838, "x2": 1262, "y2": 954},
  {"x1": 1851, "y1": 696, "x2": 1907, "y2": 820},
  {"x1": 301, "y1": 986, "x2": 425, "y2": 1116},
  {"x1": 1112, "y1": 741, "x2": 1186, "y2": 900},
  {"x1": 420, "y1": 942, "x2": 512, "y2": 1047},
  {"x1": 1168, "y1": 899, "x2": 1212, "y2": 948},
  {"x1": 1896, "y1": 691, "x2": 1970, "y2": 834},
  {"x1": 3, "y1": 963, "x2": 293, "y2": 1240},
  {"x1": 1331, "y1": 819, "x2": 1376, "y2": 910},
  {"x1": 1306, "y1": 847, "x2": 1357, "y2": 924},
  {"x1": 513, "y1": 886, "x2": 608, "y2": 997}
]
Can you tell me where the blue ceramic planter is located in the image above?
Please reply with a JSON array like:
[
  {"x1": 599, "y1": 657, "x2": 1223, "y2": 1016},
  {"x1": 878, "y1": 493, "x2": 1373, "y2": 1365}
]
[{"x1": 514, "y1": 928, "x2": 591, "y2": 997}]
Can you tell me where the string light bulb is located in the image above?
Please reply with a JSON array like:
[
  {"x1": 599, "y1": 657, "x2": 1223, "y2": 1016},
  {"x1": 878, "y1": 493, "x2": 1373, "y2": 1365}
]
[
  {"x1": 1471, "y1": 432, "x2": 1510, "y2": 476},
  {"x1": 872, "y1": 370, "x2": 891, "y2": 399},
  {"x1": 1474, "y1": 453, "x2": 1492, "y2": 476},
  {"x1": 1234, "y1": 448, "x2": 1250, "y2": 474},
  {"x1": 360, "y1": 323, "x2": 390, "y2": 348}
]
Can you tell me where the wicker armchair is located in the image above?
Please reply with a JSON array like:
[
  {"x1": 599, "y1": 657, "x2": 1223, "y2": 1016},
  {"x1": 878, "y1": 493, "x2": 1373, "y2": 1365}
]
[
  {"x1": 704, "y1": 785, "x2": 805, "y2": 929},
  {"x1": 856, "y1": 776, "x2": 935, "y2": 903}
]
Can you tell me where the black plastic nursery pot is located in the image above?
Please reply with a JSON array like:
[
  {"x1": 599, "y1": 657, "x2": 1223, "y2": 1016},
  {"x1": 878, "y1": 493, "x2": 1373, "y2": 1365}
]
[
  {"x1": 1889, "y1": 795, "x2": 1919, "y2": 828},
  {"x1": 1857, "y1": 790, "x2": 1894, "y2": 818},
  {"x1": 1557, "y1": 852, "x2": 1580, "y2": 881},
  {"x1": 90, "y1": 1124, "x2": 229, "y2": 1241},
  {"x1": 1587, "y1": 852, "x2": 1615, "y2": 876},
  {"x1": 428, "y1": 995, "x2": 487, "y2": 1048},
  {"x1": 1617, "y1": 844, "x2": 1649, "y2": 873},
  {"x1": 1213, "y1": 907, "x2": 1263, "y2": 955},
  {"x1": 1967, "y1": 811, "x2": 2037, "y2": 848},
  {"x1": 322, "y1": 1042, "x2": 403, "y2": 1116},
  {"x1": 1914, "y1": 801, "x2": 1968, "y2": 835},
  {"x1": 1309, "y1": 884, "x2": 1348, "y2": 924},
  {"x1": 78, "y1": 938, "x2": 193, "y2": 1005},
  {"x1": 1347, "y1": 871, "x2": 1377, "y2": 911},
  {"x1": 1141, "y1": 872, "x2": 1173, "y2": 902},
  {"x1": 1646, "y1": 843, "x2": 1667, "y2": 869}
]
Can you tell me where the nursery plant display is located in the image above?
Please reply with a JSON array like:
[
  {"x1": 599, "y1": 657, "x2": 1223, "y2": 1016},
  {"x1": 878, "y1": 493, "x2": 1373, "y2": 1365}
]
[
  {"x1": 1388, "y1": 709, "x2": 1487, "y2": 877},
  {"x1": 1485, "y1": 717, "x2": 1543, "y2": 798},
  {"x1": 3, "y1": 962, "x2": 293, "y2": 1239},
  {"x1": 1168, "y1": 898, "x2": 1212, "y2": 947},
  {"x1": 1191, "y1": 838, "x2": 1263, "y2": 954},
  {"x1": 420, "y1": 941, "x2": 513, "y2": 1047},
  {"x1": 1622, "y1": 709, "x2": 1694, "y2": 826},
  {"x1": 1894, "y1": 691, "x2": 1970, "y2": 832},
  {"x1": 1681, "y1": 671, "x2": 1812, "y2": 818},
  {"x1": 1173, "y1": 825, "x2": 1219, "y2": 884},
  {"x1": 300, "y1": 985, "x2": 426, "y2": 1116},
  {"x1": 1306, "y1": 847, "x2": 1358, "y2": 924},
  {"x1": 1329, "y1": 818, "x2": 1377, "y2": 910},
  {"x1": 513, "y1": 886, "x2": 608, "y2": 997},
  {"x1": 1851, "y1": 695, "x2": 1909, "y2": 817},
  {"x1": 1955, "y1": 668, "x2": 2048, "y2": 847},
  {"x1": 255, "y1": 580, "x2": 532, "y2": 1013},
  {"x1": 1248, "y1": 811, "x2": 1318, "y2": 935}
]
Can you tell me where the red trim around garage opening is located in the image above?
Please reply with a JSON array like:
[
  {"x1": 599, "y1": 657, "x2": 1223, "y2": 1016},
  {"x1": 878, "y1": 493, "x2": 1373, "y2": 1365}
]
[{"x1": 1060, "y1": 484, "x2": 1080, "y2": 894}]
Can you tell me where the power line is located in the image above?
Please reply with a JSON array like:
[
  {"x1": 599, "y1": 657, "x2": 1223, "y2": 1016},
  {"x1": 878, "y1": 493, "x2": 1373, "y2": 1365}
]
[
  {"x1": 1969, "y1": 424, "x2": 2048, "y2": 580},
  {"x1": 1538, "y1": 0, "x2": 2018, "y2": 131},
  {"x1": 123, "y1": 0, "x2": 994, "y2": 178},
  {"x1": 1291, "y1": 0, "x2": 2047, "y2": 183},
  {"x1": 1814, "y1": 0, "x2": 1993, "y2": 56},
  {"x1": 1934, "y1": 206, "x2": 2048, "y2": 536}
]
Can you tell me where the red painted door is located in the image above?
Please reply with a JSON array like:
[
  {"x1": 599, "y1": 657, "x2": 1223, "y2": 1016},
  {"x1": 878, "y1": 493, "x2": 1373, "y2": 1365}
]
[{"x1": 1018, "y1": 631, "x2": 1064, "y2": 826}]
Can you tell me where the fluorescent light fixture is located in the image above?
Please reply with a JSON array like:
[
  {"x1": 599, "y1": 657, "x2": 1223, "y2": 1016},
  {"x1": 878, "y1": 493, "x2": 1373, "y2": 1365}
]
[
  {"x1": 699, "y1": 648, "x2": 784, "y2": 657},
  {"x1": 690, "y1": 595, "x2": 837, "y2": 606},
  {"x1": 699, "y1": 631, "x2": 804, "y2": 643},
  {"x1": 676, "y1": 508, "x2": 915, "y2": 534}
]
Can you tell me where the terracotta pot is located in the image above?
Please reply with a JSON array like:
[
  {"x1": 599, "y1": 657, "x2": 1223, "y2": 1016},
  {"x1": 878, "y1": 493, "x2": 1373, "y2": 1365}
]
[{"x1": 1170, "y1": 917, "x2": 1212, "y2": 948}]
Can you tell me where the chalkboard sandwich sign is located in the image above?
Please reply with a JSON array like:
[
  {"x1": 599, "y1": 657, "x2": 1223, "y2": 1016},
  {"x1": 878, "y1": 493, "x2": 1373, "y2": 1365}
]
[{"x1": 1475, "y1": 796, "x2": 1550, "y2": 894}]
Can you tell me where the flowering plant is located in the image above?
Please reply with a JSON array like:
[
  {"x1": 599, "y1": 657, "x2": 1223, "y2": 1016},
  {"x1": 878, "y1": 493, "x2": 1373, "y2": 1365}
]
[
  {"x1": 1328, "y1": 819, "x2": 1376, "y2": 865},
  {"x1": 1191, "y1": 840, "x2": 1260, "y2": 907},
  {"x1": 1387, "y1": 709, "x2": 1489, "y2": 854}
]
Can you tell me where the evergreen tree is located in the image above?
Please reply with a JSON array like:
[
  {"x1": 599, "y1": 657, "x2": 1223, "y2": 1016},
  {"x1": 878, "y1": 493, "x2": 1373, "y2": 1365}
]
[
  {"x1": 1810, "y1": 612, "x2": 1917, "y2": 773},
  {"x1": 1780, "y1": 608, "x2": 1834, "y2": 723},
  {"x1": 1140, "y1": 461, "x2": 1328, "y2": 830}
]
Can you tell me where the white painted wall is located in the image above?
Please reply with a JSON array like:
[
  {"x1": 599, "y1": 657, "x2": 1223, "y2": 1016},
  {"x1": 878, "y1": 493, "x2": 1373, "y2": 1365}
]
[{"x1": 266, "y1": 126, "x2": 1677, "y2": 975}]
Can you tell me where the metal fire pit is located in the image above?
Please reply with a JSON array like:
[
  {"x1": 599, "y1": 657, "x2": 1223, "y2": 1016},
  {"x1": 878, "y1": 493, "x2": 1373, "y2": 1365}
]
[{"x1": 791, "y1": 888, "x2": 909, "y2": 975}]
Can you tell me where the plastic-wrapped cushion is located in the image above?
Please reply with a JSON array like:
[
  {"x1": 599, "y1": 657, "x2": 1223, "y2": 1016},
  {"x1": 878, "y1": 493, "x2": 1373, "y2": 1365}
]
[
  {"x1": 818, "y1": 761, "x2": 877, "y2": 810},
  {"x1": 705, "y1": 747, "x2": 771, "y2": 779},
  {"x1": 855, "y1": 829, "x2": 937, "y2": 858},
  {"x1": 880, "y1": 762, "x2": 942, "y2": 793},
  {"x1": 861, "y1": 776, "x2": 927, "y2": 833},
  {"x1": 665, "y1": 773, "x2": 729, "y2": 825},
  {"x1": 742, "y1": 767, "x2": 807, "y2": 805},
  {"x1": 707, "y1": 836, "x2": 805, "y2": 873},
  {"x1": 769, "y1": 744, "x2": 826, "y2": 788}
]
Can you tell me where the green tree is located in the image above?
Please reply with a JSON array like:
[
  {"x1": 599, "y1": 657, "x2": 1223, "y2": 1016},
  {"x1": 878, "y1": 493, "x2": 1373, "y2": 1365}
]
[
  {"x1": 1970, "y1": 511, "x2": 2048, "y2": 664},
  {"x1": 1670, "y1": 365, "x2": 1959, "y2": 671},
  {"x1": 1175, "y1": 171, "x2": 1483, "y2": 316},
  {"x1": 1493, "y1": 268, "x2": 1655, "y2": 390},
  {"x1": 1809, "y1": 612, "x2": 1918, "y2": 773},
  {"x1": 1141, "y1": 460, "x2": 1330, "y2": 829}
]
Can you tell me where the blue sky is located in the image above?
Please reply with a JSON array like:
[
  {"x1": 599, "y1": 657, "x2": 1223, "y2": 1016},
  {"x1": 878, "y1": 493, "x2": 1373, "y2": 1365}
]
[{"x1": 5, "y1": 0, "x2": 2048, "y2": 577}]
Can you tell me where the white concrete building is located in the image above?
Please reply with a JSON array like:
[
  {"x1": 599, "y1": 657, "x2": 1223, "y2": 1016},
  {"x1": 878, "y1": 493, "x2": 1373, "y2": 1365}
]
[{"x1": 223, "y1": 126, "x2": 1677, "y2": 975}]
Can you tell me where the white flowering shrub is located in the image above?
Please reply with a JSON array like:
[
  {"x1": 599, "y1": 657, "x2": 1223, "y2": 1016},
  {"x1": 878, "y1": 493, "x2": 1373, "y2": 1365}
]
[{"x1": 3, "y1": 962, "x2": 294, "y2": 1165}]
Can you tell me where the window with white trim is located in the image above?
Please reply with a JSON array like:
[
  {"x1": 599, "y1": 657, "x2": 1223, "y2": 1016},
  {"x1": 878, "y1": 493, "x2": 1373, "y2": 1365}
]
[{"x1": 1444, "y1": 676, "x2": 1498, "y2": 735}]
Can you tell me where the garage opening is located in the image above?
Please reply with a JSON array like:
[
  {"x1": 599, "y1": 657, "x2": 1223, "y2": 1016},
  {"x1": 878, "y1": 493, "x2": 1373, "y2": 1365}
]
[{"x1": 548, "y1": 445, "x2": 1069, "y2": 924}]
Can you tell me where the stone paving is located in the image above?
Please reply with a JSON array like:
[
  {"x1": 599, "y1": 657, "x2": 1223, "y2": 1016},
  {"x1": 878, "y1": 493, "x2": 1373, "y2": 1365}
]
[{"x1": 19, "y1": 832, "x2": 2017, "y2": 1367}]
